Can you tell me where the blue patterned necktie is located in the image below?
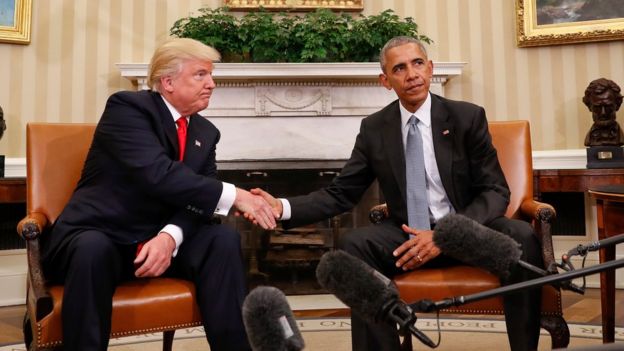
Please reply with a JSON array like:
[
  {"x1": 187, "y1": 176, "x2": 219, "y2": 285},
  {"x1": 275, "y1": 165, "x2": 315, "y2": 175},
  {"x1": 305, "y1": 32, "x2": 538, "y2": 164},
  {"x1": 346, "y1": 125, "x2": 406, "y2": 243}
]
[{"x1": 405, "y1": 115, "x2": 430, "y2": 230}]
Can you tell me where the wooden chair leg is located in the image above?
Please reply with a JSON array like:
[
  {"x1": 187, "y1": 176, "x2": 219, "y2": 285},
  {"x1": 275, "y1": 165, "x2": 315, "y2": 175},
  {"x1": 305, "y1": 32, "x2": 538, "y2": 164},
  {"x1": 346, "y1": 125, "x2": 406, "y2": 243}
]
[
  {"x1": 163, "y1": 330, "x2": 176, "y2": 351},
  {"x1": 23, "y1": 312, "x2": 33, "y2": 350},
  {"x1": 541, "y1": 315, "x2": 570, "y2": 349}
]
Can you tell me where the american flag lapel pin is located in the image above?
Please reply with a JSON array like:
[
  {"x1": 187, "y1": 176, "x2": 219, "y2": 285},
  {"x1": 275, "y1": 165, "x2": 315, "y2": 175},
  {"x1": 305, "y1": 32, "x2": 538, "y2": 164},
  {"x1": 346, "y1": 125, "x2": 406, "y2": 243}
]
[
  {"x1": 442, "y1": 129, "x2": 450, "y2": 136},
  {"x1": 195, "y1": 140, "x2": 201, "y2": 147}
]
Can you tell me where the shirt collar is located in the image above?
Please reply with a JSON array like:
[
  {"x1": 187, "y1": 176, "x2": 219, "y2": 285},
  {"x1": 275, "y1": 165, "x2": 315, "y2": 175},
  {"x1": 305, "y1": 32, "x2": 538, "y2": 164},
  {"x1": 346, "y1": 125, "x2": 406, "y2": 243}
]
[
  {"x1": 400, "y1": 93, "x2": 432, "y2": 128},
  {"x1": 160, "y1": 95, "x2": 185, "y2": 123}
]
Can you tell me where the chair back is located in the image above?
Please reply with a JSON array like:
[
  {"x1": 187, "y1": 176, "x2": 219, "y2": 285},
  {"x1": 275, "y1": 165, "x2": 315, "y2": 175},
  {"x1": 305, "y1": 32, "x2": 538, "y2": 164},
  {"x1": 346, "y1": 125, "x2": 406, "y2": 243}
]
[
  {"x1": 488, "y1": 120, "x2": 533, "y2": 219},
  {"x1": 26, "y1": 123, "x2": 96, "y2": 224}
]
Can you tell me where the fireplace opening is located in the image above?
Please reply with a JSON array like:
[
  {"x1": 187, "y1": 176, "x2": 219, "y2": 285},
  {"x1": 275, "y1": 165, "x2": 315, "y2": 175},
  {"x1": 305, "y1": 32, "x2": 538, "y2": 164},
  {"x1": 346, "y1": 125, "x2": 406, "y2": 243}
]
[{"x1": 219, "y1": 167, "x2": 380, "y2": 295}]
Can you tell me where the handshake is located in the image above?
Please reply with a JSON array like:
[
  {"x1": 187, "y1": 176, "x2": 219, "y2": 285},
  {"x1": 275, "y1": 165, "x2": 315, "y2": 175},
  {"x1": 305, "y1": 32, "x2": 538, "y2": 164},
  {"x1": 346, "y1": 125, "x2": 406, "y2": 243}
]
[{"x1": 234, "y1": 188, "x2": 282, "y2": 230}]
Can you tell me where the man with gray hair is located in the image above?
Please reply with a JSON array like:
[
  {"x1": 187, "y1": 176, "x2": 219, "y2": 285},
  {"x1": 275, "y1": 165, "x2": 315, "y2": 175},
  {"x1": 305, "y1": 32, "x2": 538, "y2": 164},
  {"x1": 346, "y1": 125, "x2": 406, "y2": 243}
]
[
  {"x1": 41, "y1": 38, "x2": 277, "y2": 351},
  {"x1": 253, "y1": 36, "x2": 542, "y2": 351}
]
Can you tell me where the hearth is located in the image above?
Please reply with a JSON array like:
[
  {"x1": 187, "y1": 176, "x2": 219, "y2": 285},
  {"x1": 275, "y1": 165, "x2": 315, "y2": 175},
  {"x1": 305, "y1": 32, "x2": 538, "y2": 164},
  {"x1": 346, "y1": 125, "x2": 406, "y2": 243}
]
[{"x1": 219, "y1": 166, "x2": 380, "y2": 294}]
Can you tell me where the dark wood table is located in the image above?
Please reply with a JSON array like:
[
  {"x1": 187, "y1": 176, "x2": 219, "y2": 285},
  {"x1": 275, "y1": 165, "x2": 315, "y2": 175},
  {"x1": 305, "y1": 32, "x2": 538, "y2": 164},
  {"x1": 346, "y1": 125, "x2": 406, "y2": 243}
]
[
  {"x1": 0, "y1": 177, "x2": 26, "y2": 204},
  {"x1": 0, "y1": 178, "x2": 26, "y2": 249},
  {"x1": 534, "y1": 168, "x2": 624, "y2": 196},
  {"x1": 534, "y1": 169, "x2": 624, "y2": 343},
  {"x1": 588, "y1": 184, "x2": 624, "y2": 344}
]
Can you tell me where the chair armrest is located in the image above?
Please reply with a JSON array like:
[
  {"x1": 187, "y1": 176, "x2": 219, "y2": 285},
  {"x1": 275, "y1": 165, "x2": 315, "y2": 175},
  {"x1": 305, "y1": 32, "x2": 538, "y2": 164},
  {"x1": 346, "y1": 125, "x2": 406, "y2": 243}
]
[
  {"x1": 369, "y1": 203, "x2": 389, "y2": 224},
  {"x1": 17, "y1": 212, "x2": 54, "y2": 321},
  {"x1": 17, "y1": 212, "x2": 49, "y2": 240},
  {"x1": 519, "y1": 199, "x2": 558, "y2": 273}
]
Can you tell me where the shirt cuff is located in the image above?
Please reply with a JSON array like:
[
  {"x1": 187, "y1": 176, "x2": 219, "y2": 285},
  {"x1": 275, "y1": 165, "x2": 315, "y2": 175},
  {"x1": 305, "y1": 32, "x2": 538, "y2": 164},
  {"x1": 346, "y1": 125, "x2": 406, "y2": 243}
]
[
  {"x1": 160, "y1": 224, "x2": 183, "y2": 257},
  {"x1": 279, "y1": 198, "x2": 292, "y2": 220},
  {"x1": 215, "y1": 182, "x2": 236, "y2": 216}
]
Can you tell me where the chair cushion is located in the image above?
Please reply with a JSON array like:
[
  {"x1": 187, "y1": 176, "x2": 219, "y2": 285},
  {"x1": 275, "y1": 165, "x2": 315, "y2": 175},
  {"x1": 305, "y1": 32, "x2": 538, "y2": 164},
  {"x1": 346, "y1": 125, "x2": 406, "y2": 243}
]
[
  {"x1": 394, "y1": 266, "x2": 562, "y2": 315},
  {"x1": 32, "y1": 277, "x2": 202, "y2": 349}
]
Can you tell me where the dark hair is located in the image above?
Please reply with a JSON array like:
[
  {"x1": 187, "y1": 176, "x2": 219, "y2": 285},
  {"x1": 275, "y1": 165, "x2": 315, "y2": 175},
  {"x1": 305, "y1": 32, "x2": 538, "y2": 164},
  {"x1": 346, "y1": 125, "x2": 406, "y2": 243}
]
[{"x1": 582, "y1": 78, "x2": 623, "y2": 110}]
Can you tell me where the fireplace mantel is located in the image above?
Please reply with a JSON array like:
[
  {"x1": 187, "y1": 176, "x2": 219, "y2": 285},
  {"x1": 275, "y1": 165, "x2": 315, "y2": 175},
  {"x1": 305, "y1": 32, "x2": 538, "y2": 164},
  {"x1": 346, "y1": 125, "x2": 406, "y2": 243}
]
[
  {"x1": 117, "y1": 62, "x2": 465, "y2": 90},
  {"x1": 116, "y1": 62, "x2": 465, "y2": 162}
]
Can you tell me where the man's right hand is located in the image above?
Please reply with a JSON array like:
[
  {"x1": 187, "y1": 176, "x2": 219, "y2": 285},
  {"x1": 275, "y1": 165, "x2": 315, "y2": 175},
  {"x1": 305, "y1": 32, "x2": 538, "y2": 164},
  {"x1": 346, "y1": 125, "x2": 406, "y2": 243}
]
[
  {"x1": 250, "y1": 188, "x2": 283, "y2": 218},
  {"x1": 234, "y1": 188, "x2": 279, "y2": 230}
]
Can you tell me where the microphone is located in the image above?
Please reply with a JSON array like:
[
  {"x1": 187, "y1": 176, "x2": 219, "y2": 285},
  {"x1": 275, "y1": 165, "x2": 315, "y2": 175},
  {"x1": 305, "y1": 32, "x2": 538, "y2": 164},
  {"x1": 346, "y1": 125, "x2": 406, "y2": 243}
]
[
  {"x1": 433, "y1": 213, "x2": 522, "y2": 279},
  {"x1": 242, "y1": 286, "x2": 305, "y2": 351},
  {"x1": 316, "y1": 250, "x2": 436, "y2": 348},
  {"x1": 565, "y1": 233, "x2": 624, "y2": 257},
  {"x1": 433, "y1": 213, "x2": 584, "y2": 293}
]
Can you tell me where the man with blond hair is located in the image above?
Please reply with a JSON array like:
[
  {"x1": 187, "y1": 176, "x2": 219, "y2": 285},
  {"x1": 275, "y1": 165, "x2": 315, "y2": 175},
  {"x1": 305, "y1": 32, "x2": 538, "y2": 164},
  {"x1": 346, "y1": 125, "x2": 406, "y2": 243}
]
[{"x1": 41, "y1": 38, "x2": 275, "y2": 351}]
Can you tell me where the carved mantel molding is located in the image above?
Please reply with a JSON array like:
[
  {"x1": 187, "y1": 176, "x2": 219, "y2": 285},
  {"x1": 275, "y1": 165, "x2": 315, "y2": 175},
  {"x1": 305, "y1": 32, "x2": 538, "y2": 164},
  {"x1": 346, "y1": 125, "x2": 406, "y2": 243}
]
[{"x1": 116, "y1": 62, "x2": 466, "y2": 91}]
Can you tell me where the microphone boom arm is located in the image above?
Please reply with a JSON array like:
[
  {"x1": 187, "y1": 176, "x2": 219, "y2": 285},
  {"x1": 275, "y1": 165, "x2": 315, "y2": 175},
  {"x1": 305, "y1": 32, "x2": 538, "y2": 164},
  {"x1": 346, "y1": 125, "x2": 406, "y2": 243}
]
[
  {"x1": 415, "y1": 258, "x2": 624, "y2": 312},
  {"x1": 565, "y1": 233, "x2": 624, "y2": 257},
  {"x1": 516, "y1": 261, "x2": 585, "y2": 294}
]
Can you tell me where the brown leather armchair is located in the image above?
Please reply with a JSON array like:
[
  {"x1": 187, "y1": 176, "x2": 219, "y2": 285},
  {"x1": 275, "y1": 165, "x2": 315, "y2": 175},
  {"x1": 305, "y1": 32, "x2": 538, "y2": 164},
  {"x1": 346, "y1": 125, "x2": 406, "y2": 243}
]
[
  {"x1": 18, "y1": 123, "x2": 202, "y2": 351},
  {"x1": 369, "y1": 120, "x2": 570, "y2": 350}
]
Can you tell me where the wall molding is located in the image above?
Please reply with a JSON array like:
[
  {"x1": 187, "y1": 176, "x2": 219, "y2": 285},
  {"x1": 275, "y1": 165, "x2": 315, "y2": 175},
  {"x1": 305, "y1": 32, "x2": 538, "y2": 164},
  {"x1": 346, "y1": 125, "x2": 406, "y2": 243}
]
[{"x1": 5, "y1": 150, "x2": 587, "y2": 178}]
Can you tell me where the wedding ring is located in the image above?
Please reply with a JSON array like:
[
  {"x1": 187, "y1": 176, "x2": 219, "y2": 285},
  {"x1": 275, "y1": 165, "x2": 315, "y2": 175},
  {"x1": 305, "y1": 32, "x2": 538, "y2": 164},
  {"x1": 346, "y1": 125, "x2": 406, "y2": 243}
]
[{"x1": 415, "y1": 255, "x2": 423, "y2": 262}]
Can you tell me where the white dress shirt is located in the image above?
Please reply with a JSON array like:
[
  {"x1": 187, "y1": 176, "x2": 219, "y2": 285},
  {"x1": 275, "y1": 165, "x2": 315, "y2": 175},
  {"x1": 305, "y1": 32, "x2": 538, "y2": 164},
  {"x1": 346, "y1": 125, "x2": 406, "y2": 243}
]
[
  {"x1": 160, "y1": 96, "x2": 236, "y2": 256},
  {"x1": 399, "y1": 93, "x2": 455, "y2": 224}
]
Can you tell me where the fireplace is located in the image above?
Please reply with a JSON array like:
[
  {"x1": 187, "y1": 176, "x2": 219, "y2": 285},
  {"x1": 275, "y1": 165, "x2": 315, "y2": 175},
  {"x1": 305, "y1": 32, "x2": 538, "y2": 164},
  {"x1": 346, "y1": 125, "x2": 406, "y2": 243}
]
[
  {"x1": 117, "y1": 62, "x2": 464, "y2": 293},
  {"x1": 219, "y1": 166, "x2": 381, "y2": 294}
]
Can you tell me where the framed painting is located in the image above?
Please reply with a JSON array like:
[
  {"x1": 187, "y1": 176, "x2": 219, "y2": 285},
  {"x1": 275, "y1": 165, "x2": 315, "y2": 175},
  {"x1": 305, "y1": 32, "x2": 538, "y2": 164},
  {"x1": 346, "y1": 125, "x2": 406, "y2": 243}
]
[
  {"x1": 516, "y1": 0, "x2": 624, "y2": 47},
  {"x1": 0, "y1": 0, "x2": 32, "y2": 44},
  {"x1": 223, "y1": 0, "x2": 363, "y2": 12}
]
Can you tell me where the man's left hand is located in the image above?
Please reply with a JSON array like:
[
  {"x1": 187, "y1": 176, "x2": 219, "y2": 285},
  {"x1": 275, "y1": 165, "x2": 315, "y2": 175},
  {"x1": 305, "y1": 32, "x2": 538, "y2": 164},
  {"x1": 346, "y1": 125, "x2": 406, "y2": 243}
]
[
  {"x1": 393, "y1": 225, "x2": 441, "y2": 271},
  {"x1": 134, "y1": 232, "x2": 176, "y2": 278}
]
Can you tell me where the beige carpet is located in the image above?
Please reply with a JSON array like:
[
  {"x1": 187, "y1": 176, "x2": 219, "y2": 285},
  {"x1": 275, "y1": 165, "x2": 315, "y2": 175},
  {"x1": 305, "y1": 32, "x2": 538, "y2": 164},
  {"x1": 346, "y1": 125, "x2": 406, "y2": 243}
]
[{"x1": 2, "y1": 318, "x2": 622, "y2": 350}]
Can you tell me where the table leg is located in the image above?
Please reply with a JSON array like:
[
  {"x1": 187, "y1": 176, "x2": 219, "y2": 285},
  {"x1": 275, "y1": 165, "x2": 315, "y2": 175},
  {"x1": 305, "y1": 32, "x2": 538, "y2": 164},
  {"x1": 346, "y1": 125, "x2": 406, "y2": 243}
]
[
  {"x1": 599, "y1": 245, "x2": 616, "y2": 343},
  {"x1": 595, "y1": 198, "x2": 624, "y2": 344}
]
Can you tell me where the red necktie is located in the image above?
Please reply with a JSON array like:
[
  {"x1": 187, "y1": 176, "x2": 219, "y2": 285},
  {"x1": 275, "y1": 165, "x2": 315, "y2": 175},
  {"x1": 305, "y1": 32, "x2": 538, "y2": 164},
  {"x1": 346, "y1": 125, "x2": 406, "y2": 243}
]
[
  {"x1": 136, "y1": 117, "x2": 187, "y2": 260},
  {"x1": 176, "y1": 117, "x2": 188, "y2": 161},
  {"x1": 136, "y1": 118, "x2": 187, "y2": 260}
]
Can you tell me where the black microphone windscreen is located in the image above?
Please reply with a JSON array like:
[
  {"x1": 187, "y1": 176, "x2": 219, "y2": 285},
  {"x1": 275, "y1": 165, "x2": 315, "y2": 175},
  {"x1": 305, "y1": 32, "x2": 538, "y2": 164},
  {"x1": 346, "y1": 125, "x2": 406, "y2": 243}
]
[
  {"x1": 316, "y1": 250, "x2": 398, "y2": 322},
  {"x1": 242, "y1": 286, "x2": 305, "y2": 351},
  {"x1": 433, "y1": 214, "x2": 522, "y2": 279}
]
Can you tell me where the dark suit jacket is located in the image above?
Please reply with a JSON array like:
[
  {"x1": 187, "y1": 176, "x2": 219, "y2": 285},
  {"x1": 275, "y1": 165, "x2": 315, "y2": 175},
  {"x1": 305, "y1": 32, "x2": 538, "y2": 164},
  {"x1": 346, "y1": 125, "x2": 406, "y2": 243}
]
[
  {"x1": 43, "y1": 90, "x2": 224, "y2": 261},
  {"x1": 284, "y1": 94, "x2": 510, "y2": 228}
]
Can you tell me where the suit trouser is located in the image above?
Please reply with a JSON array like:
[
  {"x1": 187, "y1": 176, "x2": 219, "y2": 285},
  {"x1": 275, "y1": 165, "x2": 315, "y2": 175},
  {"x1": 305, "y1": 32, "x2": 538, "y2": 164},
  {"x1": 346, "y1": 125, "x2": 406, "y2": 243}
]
[
  {"x1": 43, "y1": 224, "x2": 251, "y2": 351},
  {"x1": 338, "y1": 217, "x2": 543, "y2": 351}
]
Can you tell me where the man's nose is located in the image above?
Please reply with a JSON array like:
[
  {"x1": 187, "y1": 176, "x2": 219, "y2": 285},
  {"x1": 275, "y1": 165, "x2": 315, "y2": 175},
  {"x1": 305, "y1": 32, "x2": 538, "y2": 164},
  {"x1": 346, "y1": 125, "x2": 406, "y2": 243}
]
[
  {"x1": 406, "y1": 66, "x2": 419, "y2": 79},
  {"x1": 205, "y1": 75, "x2": 216, "y2": 88}
]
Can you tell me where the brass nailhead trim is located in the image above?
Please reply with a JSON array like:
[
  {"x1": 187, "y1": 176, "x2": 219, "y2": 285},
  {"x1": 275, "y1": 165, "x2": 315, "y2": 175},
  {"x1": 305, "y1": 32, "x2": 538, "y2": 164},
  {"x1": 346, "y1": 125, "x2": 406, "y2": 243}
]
[{"x1": 36, "y1": 321, "x2": 203, "y2": 348}]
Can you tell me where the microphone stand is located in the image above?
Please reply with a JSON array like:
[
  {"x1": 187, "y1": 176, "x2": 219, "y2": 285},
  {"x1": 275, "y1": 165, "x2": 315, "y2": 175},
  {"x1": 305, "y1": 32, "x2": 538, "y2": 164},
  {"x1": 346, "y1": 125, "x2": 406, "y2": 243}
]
[
  {"x1": 381, "y1": 299, "x2": 438, "y2": 348},
  {"x1": 414, "y1": 258, "x2": 624, "y2": 312},
  {"x1": 516, "y1": 260, "x2": 585, "y2": 294},
  {"x1": 416, "y1": 234, "x2": 624, "y2": 312},
  {"x1": 564, "y1": 233, "x2": 624, "y2": 258}
]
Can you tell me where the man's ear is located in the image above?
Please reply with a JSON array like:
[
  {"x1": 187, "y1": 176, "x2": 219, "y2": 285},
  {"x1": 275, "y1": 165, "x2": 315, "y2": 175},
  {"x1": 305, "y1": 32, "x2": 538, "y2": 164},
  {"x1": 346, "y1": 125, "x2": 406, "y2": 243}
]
[
  {"x1": 379, "y1": 73, "x2": 392, "y2": 90},
  {"x1": 161, "y1": 76, "x2": 175, "y2": 93}
]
